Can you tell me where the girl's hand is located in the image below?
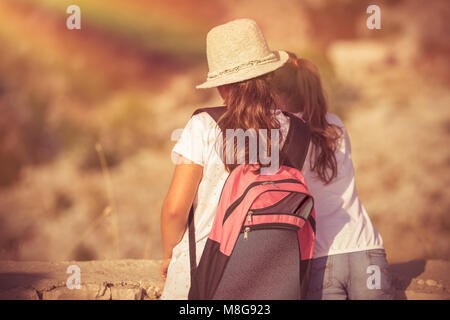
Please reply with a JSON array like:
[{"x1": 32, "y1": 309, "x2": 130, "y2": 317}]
[{"x1": 160, "y1": 258, "x2": 172, "y2": 281}]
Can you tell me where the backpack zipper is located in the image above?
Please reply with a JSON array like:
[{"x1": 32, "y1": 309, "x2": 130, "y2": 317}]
[
  {"x1": 222, "y1": 178, "x2": 303, "y2": 225},
  {"x1": 241, "y1": 223, "x2": 299, "y2": 234},
  {"x1": 243, "y1": 226, "x2": 250, "y2": 240},
  {"x1": 247, "y1": 210, "x2": 253, "y2": 223}
]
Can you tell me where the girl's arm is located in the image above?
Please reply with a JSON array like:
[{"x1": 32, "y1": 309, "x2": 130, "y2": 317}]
[{"x1": 160, "y1": 157, "x2": 203, "y2": 279}]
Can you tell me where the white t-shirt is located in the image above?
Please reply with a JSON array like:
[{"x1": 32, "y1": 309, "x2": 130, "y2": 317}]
[
  {"x1": 294, "y1": 112, "x2": 384, "y2": 258},
  {"x1": 160, "y1": 110, "x2": 383, "y2": 300}
]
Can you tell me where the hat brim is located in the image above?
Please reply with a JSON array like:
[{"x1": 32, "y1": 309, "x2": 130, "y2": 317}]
[{"x1": 196, "y1": 50, "x2": 289, "y2": 89}]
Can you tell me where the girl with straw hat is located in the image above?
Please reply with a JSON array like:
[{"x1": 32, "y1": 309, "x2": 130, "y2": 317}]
[{"x1": 160, "y1": 19, "x2": 308, "y2": 300}]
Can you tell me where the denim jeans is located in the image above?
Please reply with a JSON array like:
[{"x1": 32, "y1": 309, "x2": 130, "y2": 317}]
[{"x1": 306, "y1": 249, "x2": 395, "y2": 300}]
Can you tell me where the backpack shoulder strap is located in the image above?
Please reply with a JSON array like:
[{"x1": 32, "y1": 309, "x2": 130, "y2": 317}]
[
  {"x1": 188, "y1": 106, "x2": 226, "y2": 279},
  {"x1": 187, "y1": 206, "x2": 196, "y2": 280},
  {"x1": 280, "y1": 112, "x2": 311, "y2": 171}
]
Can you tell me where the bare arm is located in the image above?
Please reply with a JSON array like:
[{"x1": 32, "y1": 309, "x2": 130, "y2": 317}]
[{"x1": 160, "y1": 157, "x2": 202, "y2": 279}]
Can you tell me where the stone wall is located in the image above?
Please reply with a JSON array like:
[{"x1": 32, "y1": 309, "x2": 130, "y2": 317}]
[
  {"x1": 0, "y1": 259, "x2": 448, "y2": 300},
  {"x1": 0, "y1": 260, "x2": 164, "y2": 300}
]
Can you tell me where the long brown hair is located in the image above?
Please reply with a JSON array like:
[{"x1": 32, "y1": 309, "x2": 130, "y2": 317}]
[
  {"x1": 272, "y1": 53, "x2": 342, "y2": 184},
  {"x1": 216, "y1": 73, "x2": 282, "y2": 172}
]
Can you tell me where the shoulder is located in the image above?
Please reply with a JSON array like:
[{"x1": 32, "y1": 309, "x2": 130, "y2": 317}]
[
  {"x1": 325, "y1": 112, "x2": 345, "y2": 128},
  {"x1": 326, "y1": 113, "x2": 348, "y2": 142},
  {"x1": 191, "y1": 108, "x2": 222, "y2": 126},
  {"x1": 183, "y1": 110, "x2": 218, "y2": 134},
  {"x1": 172, "y1": 110, "x2": 220, "y2": 166},
  {"x1": 325, "y1": 112, "x2": 351, "y2": 155}
]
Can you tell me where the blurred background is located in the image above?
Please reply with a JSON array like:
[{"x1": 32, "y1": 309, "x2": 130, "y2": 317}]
[{"x1": 0, "y1": 0, "x2": 449, "y2": 263}]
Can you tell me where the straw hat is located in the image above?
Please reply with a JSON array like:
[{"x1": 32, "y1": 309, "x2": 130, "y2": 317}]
[{"x1": 196, "y1": 19, "x2": 289, "y2": 89}]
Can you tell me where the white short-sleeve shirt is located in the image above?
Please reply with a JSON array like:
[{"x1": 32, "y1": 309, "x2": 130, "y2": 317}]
[
  {"x1": 160, "y1": 110, "x2": 383, "y2": 300},
  {"x1": 297, "y1": 112, "x2": 384, "y2": 258}
]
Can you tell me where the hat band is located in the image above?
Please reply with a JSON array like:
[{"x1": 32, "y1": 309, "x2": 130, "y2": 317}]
[{"x1": 206, "y1": 52, "x2": 278, "y2": 81}]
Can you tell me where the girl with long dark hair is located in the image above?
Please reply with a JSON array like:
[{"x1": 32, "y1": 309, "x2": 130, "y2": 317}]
[{"x1": 272, "y1": 53, "x2": 395, "y2": 299}]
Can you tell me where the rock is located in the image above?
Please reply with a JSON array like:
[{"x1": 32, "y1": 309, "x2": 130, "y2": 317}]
[
  {"x1": 110, "y1": 286, "x2": 142, "y2": 300},
  {"x1": 41, "y1": 284, "x2": 103, "y2": 300},
  {"x1": 426, "y1": 279, "x2": 438, "y2": 287},
  {"x1": 0, "y1": 259, "x2": 164, "y2": 300},
  {"x1": 95, "y1": 284, "x2": 111, "y2": 300},
  {"x1": 404, "y1": 291, "x2": 449, "y2": 300},
  {"x1": 0, "y1": 288, "x2": 39, "y2": 300},
  {"x1": 144, "y1": 285, "x2": 162, "y2": 300},
  {"x1": 417, "y1": 279, "x2": 425, "y2": 285}
]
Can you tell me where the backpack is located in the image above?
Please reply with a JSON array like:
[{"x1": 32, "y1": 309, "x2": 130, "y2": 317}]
[{"x1": 187, "y1": 106, "x2": 316, "y2": 300}]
